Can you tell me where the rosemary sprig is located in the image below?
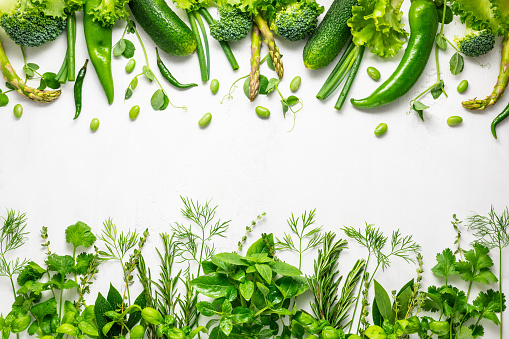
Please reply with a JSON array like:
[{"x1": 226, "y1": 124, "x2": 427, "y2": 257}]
[
  {"x1": 467, "y1": 206, "x2": 509, "y2": 339},
  {"x1": 276, "y1": 209, "x2": 324, "y2": 270}
]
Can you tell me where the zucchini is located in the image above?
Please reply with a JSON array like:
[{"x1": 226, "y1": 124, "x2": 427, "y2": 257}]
[
  {"x1": 303, "y1": 0, "x2": 357, "y2": 70},
  {"x1": 129, "y1": 0, "x2": 197, "y2": 57}
]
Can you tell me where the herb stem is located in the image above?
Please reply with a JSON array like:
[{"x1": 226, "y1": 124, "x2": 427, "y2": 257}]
[
  {"x1": 349, "y1": 252, "x2": 370, "y2": 334},
  {"x1": 500, "y1": 247, "x2": 503, "y2": 339}
]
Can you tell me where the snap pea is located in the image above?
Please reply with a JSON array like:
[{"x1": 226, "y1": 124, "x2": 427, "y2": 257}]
[
  {"x1": 457, "y1": 80, "x2": 468, "y2": 93},
  {"x1": 156, "y1": 48, "x2": 197, "y2": 89},
  {"x1": 290, "y1": 76, "x2": 301, "y2": 92},
  {"x1": 447, "y1": 116, "x2": 463, "y2": 126},
  {"x1": 198, "y1": 112, "x2": 212, "y2": 127},
  {"x1": 129, "y1": 105, "x2": 140, "y2": 120},
  {"x1": 74, "y1": 59, "x2": 89, "y2": 120},
  {"x1": 125, "y1": 59, "x2": 136, "y2": 73},
  {"x1": 210, "y1": 79, "x2": 219, "y2": 94},
  {"x1": 367, "y1": 67, "x2": 380, "y2": 80},
  {"x1": 255, "y1": 106, "x2": 270, "y2": 118},
  {"x1": 13, "y1": 104, "x2": 23, "y2": 118},
  {"x1": 374, "y1": 123, "x2": 388, "y2": 136},
  {"x1": 90, "y1": 118, "x2": 100, "y2": 131}
]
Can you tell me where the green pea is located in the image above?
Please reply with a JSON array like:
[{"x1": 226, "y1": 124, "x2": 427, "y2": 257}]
[
  {"x1": 129, "y1": 105, "x2": 140, "y2": 120},
  {"x1": 198, "y1": 112, "x2": 212, "y2": 127},
  {"x1": 13, "y1": 104, "x2": 23, "y2": 118},
  {"x1": 210, "y1": 79, "x2": 219, "y2": 94},
  {"x1": 255, "y1": 106, "x2": 270, "y2": 118},
  {"x1": 290, "y1": 76, "x2": 301, "y2": 92},
  {"x1": 367, "y1": 67, "x2": 381, "y2": 80},
  {"x1": 457, "y1": 80, "x2": 468, "y2": 93},
  {"x1": 447, "y1": 116, "x2": 463, "y2": 126},
  {"x1": 125, "y1": 59, "x2": 136, "y2": 73},
  {"x1": 374, "y1": 123, "x2": 388, "y2": 136},
  {"x1": 90, "y1": 118, "x2": 100, "y2": 131}
]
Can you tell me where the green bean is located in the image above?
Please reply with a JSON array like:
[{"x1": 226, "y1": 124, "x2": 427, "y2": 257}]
[
  {"x1": 447, "y1": 116, "x2": 463, "y2": 126},
  {"x1": 90, "y1": 118, "x2": 100, "y2": 131},
  {"x1": 125, "y1": 59, "x2": 136, "y2": 73},
  {"x1": 13, "y1": 104, "x2": 23, "y2": 118},
  {"x1": 198, "y1": 112, "x2": 212, "y2": 127},
  {"x1": 374, "y1": 123, "x2": 388, "y2": 136},
  {"x1": 210, "y1": 79, "x2": 219, "y2": 94},
  {"x1": 367, "y1": 66, "x2": 380, "y2": 80},
  {"x1": 129, "y1": 105, "x2": 140, "y2": 120},
  {"x1": 255, "y1": 106, "x2": 270, "y2": 118},
  {"x1": 290, "y1": 76, "x2": 301, "y2": 92},
  {"x1": 457, "y1": 80, "x2": 468, "y2": 93}
]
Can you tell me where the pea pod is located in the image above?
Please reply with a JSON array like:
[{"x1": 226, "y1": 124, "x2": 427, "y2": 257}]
[
  {"x1": 83, "y1": 0, "x2": 114, "y2": 104},
  {"x1": 351, "y1": 1, "x2": 438, "y2": 109}
]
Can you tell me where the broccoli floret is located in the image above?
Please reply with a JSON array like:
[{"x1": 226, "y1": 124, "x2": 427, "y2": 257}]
[
  {"x1": 210, "y1": 3, "x2": 252, "y2": 42},
  {"x1": 0, "y1": 0, "x2": 67, "y2": 47},
  {"x1": 270, "y1": 0, "x2": 324, "y2": 42},
  {"x1": 455, "y1": 28, "x2": 496, "y2": 57}
]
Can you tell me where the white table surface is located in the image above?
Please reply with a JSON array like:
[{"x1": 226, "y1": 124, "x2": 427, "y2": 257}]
[{"x1": 0, "y1": 1, "x2": 508, "y2": 336}]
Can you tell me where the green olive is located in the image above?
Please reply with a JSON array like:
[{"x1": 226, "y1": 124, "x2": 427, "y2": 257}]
[
  {"x1": 129, "y1": 105, "x2": 140, "y2": 120},
  {"x1": 290, "y1": 76, "x2": 301, "y2": 92},
  {"x1": 367, "y1": 67, "x2": 381, "y2": 80},
  {"x1": 125, "y1": 59, "x2": 136, "y2": 73},
  {"x1": 255, "y1": 106, "x2": 270, "y2": 118},
  {"x1": 198, "y1": 113, "x2": 212, "y2": 127},
  {"x1": 210, "y1": 79, "x2": 219, "y2": 94},
  {"x1": 90, "y1": 118, "x2": 100, "y2": 131},
  {"x1": 457, "y1": 80, "x2": 468, "y2": 93},
  {"x1": 447, "y1": 116, "x2": 463, "y2": 126},
  {"x1": 13, "y1": 104, "x2": 23, "y2": 118},
  {"x1": 374, "y1": 123, "x2": 388, "y2": 136}
]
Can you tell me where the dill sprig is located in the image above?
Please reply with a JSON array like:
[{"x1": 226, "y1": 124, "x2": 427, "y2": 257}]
[
  {"x1": 276, "y1": 209, "x2": 324, "y2": 270},
  {"x1": 467, "y1": 206, "x2": 509, "y2": 339},
  {"x1": 308, "y1": 232, "x2": 365, "y2": 329},
  {"x1": 237, "y1": 212, "x2": 266, "y2": 254},
  {"x1": 0, "y1": 209, "x2": 29, "y2": 298}
]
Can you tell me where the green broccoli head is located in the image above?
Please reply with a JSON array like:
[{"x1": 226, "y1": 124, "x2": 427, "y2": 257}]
[
  {"x1": 0, "y1": 1, "x2": 67, "y2": 47},
  {"x1": 270, "y1": 0, "x2": 324, "y2": 42},
  {"x1": 210, "y1": 3, "x2": 252, "y2": 42},
  {"x1": 455, "y1": 28, "x2": 496, "y2": 57}
]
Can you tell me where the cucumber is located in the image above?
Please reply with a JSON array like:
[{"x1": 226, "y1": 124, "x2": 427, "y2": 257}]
[
  {"x1": 129, "y1": 0, "x2": 197, "y2": 57},
  {"x1": 303, "y1": 0, "x2": 357, "y2": 70}
]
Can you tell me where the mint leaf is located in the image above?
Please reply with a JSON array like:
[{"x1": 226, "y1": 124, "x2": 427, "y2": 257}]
[{"x1": 65, "y1": 221, "x2": 96, "y2": 249}]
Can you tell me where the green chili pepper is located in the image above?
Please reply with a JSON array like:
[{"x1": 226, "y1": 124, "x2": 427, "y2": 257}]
[
  {"x1": 155, "y1": 48, "x2": 197, "y2": 89},
  {"x1": 74, "y1": 59, "x2": 89, "y2": 120},
  {"x1": 491, "y1": 102, "x2": 509, "y2": 139},
  {"x1": 351, "y1": 0, "x2": 438, "y2": 108},
  {"x1": 83, "y1": 0, "x2": 114, "y2": 104}
]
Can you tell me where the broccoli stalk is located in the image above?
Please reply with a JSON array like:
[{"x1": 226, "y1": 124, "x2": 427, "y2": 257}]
[
  {"x1": 249, "y1": 25, "x2": 262, "y2": 101},
  {"x1": 0, "y1": 37, "x2": 61, "y2": 103},
  {"x1": 254, "y1": 13, "x2": 283, "y2": 79},
  {"x1": 463, "y1": 36, "x2": 509, "y2": 110}
]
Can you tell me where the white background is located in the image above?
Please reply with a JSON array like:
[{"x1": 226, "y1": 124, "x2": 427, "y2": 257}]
[{"x1": 0, "y1": 0, "x2": 508, "y2": 336}]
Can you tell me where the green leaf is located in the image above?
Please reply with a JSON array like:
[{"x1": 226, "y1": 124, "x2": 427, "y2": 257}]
[
  {"x1": 437, "y1": 5, "x2": 453, "y2": 24},
  {"x1": 23, "y1": 65, "x2": 34, "y2": 78},
  {"x1": 265, "y1": 78, "x2": 279, "y2": 95},
  {"x1": 17, "y1": 262, "x2": 45, "y2": 286},
  {"x1": 213, "y1": 253, "x2": 246, "y2": 266},
  {"x1": 374, "y1": 280, "x2": 395, "y2": 324},
  {"x1": 255, "y1": 264, "x2": 272, "y2": 283},
  {"x1": 151, "y1": 89, "x2": 165, "y2": 110},
  {"x1": 267, "y1": 57, "x2": 275, "y2": 71},
  {"x1": 38, "y1": 78, "x2": 47, "y2": 90},
  {"x1": 231, "y1": 307, "x2": 254, "y2": 324},
  {"x1": 395, "y1": 286, "x2": 413, "y2": 320},
  {"x1": 78, "y1": 321, "x2": 99, "y2": 336},
  {"x1": 436, "y1": 34, "x2": 447, "y2": 50},
  {"x1": 113, "y1": 39, "x2": 126, "y2": 57},
  {"x1": 281, "y1": 100, "x2": 289, "y2": 118},
  {"x1": 143, "y1": 66, "x2": 155, "y2": 82},
  {"x1": 189, "y1": 326, "x2": 208, "y2": 338},
  {"x1": 431, "y1": 248, "x2": 458, "y2": 279},
  {"x1": 197, "y1": 302, "x2": 216, "y2": 317},
  {"x1": 450, "y1": 52, "x2": 464, "y2": 75},
  {"x1": 83, "y1": 305, "x2": 95, "y2": 322},
  {"x1": 107, "y1": 284, "x2": 123, "y2": 310},
  {"x1": 63, "y1": 279, "x2": 80, "y2": 289},
  {"x1": 220, "y1": 318, "x2": 233, "y2": 336},
  {"x1": 126, "y1": 292, "x2": 146, "y2": 330},
  {"x1": 243, "y1": 77, "x2": 250, "y2": 99},
  {"x1": 10, "y1": 315, "x2": 30, "y2": 333},
  {"x1": 191, "y1": 274, "x2": 233, "y2": 298},
  {"x1": 372, "y1": 298, "x2": 383, "y2": 327},
  {"x1": 246, "y1": 234, "x2": 274, "y2": 257},
  {"x1": 102, "y1": 321, "x2": 115, "y2": 336},
  {"x1": 286, "y1": 96, "x2": 299, "y2": 106},
  {"x1": 275, "y1": 276, "x2": 299, "y2": 298},
  {"x1": 125, "y1": 87, "x2": 133, "y2": 100},
  {"x1": 66, "y1": 221, "x2": 96, "y2": 249},
  {"x1": 75, "y1": 252, "x2": 94, "y2": 275},
  {"x1": 30, "y1": 297, "x2": 57, "y2": 324},
  {"x1": 457, "y1": 326, "x2": 474, "y2": 339},
  {"x1": 202, "y1": 261, "x2": 218, "y2": 274},
  {"x1": 94, "y1": 293, "x2": 115, "y2": 339},
  {"x1": 269, "y1": 261, "x2": 302, "y2": 276},
  {"x1": 56, "y1": 323, "x2": 78, "y2": 336},
  {"x1": 222, "y1": 299, "x2": 232, "y2": 314},
  {"x1": 226, "y1": 286, "x2": 237, "y2": 302},
  {"x1": 258, "y1": 75, "x2": 269, "y2": 95},
  {"x1": 232, "y1": 270, "x2": 245, "y2": 283},
  {"x1": 0, "y1": 92, "x2": 8, "y2": 107},
  {"x1": 411, "y1": 101, "x2": 428, "y2": 121},
  {"x1": 431, "y1": 81, "x2": 444, "y2": 100},
  {"x1": 455, "y1": 244, "x2": 497, "y2": 284},
  {"x1": 46, "y1": 254, "x2": 74, "y2": 276},
  {"x1": 5, "y1": 82, "x2": 14, "y2": 90},
  {"x1": 122, "y1": 40, "x2": 136, "y2": 58},
  {"x1": 239, "y1": 281, "x2": 254, "y2": 300}
]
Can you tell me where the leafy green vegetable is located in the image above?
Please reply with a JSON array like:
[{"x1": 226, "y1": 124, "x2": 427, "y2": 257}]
[{"x1": 65, "y1": 221, "x2": 97, "y2": 250}]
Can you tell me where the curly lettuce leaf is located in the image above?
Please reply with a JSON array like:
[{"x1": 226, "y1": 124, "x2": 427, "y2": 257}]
[
  {"x1": 227, "y1": 0, "x2": 277, "y2": 15},
  {"x1": 453, "y1": 0, "x2": 509, "y2": 36},
  {"x1": 88, "y1": 0, "x2": 130, "y2": 27},
  {"x1": 173, "y1": 0, "x2": 211, "y2": 11},
  {"x1": 347, "y1": 0, "x2": 408, "y2": 58}
]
